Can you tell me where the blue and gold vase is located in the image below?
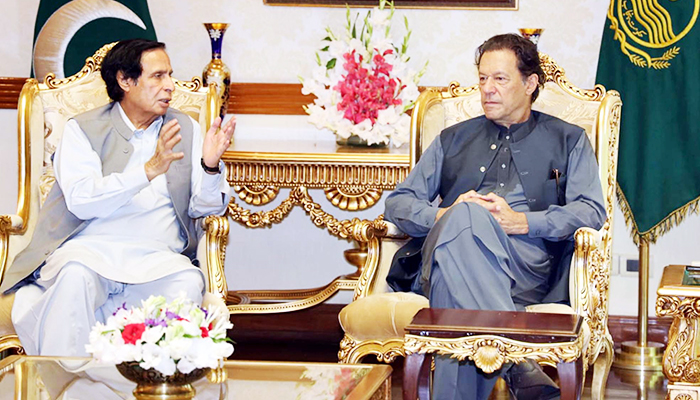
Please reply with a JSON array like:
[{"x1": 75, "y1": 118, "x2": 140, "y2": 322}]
[
  {"x1": 518, "y1": 28, "x2": 544, "y2": 48},
  {"x1": 202, "y1": 23, "x2": 231, "y2": 118}
]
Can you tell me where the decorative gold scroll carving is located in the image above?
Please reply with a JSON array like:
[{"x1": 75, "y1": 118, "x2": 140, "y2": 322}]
[
  {"x1": 44, "y1": 43, "x2": 115, "y2": 89},
  {"x1": 227, "y1": 186, "x2": 375, "y2": 243},
  {"x1": 324, "y1": 186, "x2": 382, "y2": 211},
  {"x1": 0, "y1": 335, "x2": 23, "y2": 355},
  {"x1": 203, "y1": 215, "x2": 230, "y2": 298},
  {"x1": 673, "y1": 393, "x2": 694, "y2": 400},
  {"x1": 234, "y1": 184, "x2": 279, "y2": 206},
  {"x1": 404, "y1": 333, "x2": 584, "y2": 374},
  {"x1": 656, "y1": 295, "x2": 700, "y2": 383},
  {"x1": 539, "y1": 54, "x2": 606, "y2": 101},
  {"x1": 338, "y1": 335, "x2": 406, "y2": 364}
]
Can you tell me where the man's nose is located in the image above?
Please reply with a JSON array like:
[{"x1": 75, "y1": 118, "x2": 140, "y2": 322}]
[
  {"x1": 481, "y1": 77, "x2": 496, "y2": 93},
  {"x1": 164, "y1": 75, "x2": 174, "y2": 92}
]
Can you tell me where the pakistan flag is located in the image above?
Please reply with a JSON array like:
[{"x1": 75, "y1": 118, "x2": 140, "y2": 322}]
[
  {"x1": 596, "y1": 0, "x2": 700, "y2": 242},
  {"x1": 32, "y1": 0, "x2": 157, "y2": 80}
]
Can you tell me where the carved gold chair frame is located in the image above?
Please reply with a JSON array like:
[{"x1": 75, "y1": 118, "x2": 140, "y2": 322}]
[
  {"x1": 336, "y1": 54, "x2": 621, "y2": 400},
  {"x1": 0, "y1": 43, "x2": 227, "y2": 356}
]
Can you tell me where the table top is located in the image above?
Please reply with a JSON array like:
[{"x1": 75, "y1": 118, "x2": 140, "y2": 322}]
[
  {"x1": 658, "y1": 264, "x2": 700, "y2": 297},
  {"x1": 0, "y1": 355, "x2": 391, "y2": 400},
  {"x1": 405, "y1": 308, "x2": 583, "y2": 343},
  {"x1": 223, "y1": 139, "x2": 410, "y2": 165}
]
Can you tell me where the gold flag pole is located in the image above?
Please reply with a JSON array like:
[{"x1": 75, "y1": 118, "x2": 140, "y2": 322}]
[{"x1": 613, "y1": 236, "x2": 664, "y2": 370}]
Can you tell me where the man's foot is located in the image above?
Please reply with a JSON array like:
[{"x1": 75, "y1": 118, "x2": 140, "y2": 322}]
[{"x1": 503, "y1": 360, "x2": 560, "y2": 400}]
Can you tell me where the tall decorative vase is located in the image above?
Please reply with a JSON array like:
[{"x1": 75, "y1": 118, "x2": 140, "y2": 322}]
[
  {"x1": 202, "y1": 23, "x2": 231, "y2": 119},
  {"x1": 518, "y1": 28, "x2": 544, "y2": 48}
]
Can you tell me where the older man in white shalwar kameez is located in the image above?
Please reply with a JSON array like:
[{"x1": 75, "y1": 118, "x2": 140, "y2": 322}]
[{"x1": 1, "y1": 39, "x2": 236, "y2": 357}]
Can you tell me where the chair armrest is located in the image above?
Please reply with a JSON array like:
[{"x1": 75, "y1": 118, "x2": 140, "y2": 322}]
[
  {"x1": 570, "y1": 227, "x2": 604, "y2": 312},
  {"x1": 197, "y1": 215, "x2": 229, "y2": 299},
  {"x1": 377, "y1": 220, "x2": 410, "y2": 240},
  {"x1": 569, "y1": 226, "x2": 610, "y2": 359},
  {"x1": 1, "y1": 215, "x2": 26, "y2": 287},
  {"x1": 0, "y1": 215, "x2": 24, "y2": 232}
]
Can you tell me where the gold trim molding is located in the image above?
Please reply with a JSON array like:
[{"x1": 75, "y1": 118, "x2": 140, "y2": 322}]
[
  {"x1": 338, "y1": 335, "x2": 406, "y2": 364},
  {"x1": 227, "y1": 186, "x2": 376, "y2": 242},
  {"x1": 404, "y1": 333, "x2": 584, "y2": 374}
]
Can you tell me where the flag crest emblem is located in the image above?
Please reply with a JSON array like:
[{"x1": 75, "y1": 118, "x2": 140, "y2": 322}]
[{"x1": 605, "y1": 0, "x2": 698, "y2": 69}]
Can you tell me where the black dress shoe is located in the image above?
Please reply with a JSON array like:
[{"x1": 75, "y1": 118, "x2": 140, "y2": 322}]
[{"x1": 503, "y1": 360, "x2": 560, "y2": 400}]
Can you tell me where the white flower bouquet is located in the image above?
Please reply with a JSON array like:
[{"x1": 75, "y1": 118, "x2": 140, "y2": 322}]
[
  {"x1": 301, "y1": 0, "x2": 426, "y2": 147},
  {"x1": 86, "y1": 295, "x2": 233, "y2": 376}
]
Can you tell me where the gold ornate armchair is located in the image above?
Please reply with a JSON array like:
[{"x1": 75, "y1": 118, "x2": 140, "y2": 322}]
[
  {"x1": 338, "y1": 55, "x2": 621, "y2": 399},
  {"x1": 0, "y1": 43, "x2": 230, "y2": 356}
]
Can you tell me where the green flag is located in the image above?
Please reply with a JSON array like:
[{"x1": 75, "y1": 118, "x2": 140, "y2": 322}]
[
  {"x1": 32, "y1": 0, "x2": 157, "y2": 80},
  {"x1": 596, "y1": 0, "x2": 700, "y2": 242}
]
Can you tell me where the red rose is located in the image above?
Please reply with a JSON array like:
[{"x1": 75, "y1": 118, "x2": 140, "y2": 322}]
[
  {"x1": 200, "y1": 327, "x2": 209, "y2": 338},
  {"x1": 122, "y1": 323, "x2": 146, "y2": 344}
]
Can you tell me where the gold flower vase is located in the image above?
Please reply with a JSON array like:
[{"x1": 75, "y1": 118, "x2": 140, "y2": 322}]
[
  {"x1": 202, "y1": 23, "x2": 231, "y2": 118},
  {"x1": 116, "y1": 362, "x2": 210, "y2": 400}
]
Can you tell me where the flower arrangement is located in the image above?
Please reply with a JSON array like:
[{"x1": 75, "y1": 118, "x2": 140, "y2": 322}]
[
  {"x1": 86, "y1": 295, "x2": 233, "y2": 376},
  {"x1": 301, "y1": 0, "x2": 426, "y2": 147}
]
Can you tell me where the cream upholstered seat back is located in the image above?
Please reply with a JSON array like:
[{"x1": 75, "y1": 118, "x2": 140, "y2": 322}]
[
  {"x1": 2, "y1": 42, "x2": 218, "y2": 286},
  {"x1": 363, "y1": 54, "x2": 620, "y2": 299}
]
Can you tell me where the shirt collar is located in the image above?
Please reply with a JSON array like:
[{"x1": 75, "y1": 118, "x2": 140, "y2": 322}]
[
  {"x1": 116, "y1": 102, "x2": 163, "y2": 135},
  {"x1": 488, "y1": 111, "x2": 538, "y2": 142}
]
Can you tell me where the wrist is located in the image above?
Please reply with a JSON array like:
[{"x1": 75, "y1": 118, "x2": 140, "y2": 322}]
[
  {"x1": 201, "y1": 158, "x2": 221, "y2": 174},
  {"x1": 517, "y1": 212, "x2": 529, "y2": 234}
]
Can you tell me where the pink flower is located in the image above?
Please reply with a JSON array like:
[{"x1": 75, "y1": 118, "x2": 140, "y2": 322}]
[
  {"x1": 334, "y1": 50, "x2": 404, "y2": 125},
  {"x1": 122, "y1": 323, "x2": 146, "y2": 345}
]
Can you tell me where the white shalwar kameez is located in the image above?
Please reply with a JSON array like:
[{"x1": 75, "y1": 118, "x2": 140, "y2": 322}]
[{"x1": 12, "y1": 104, "x2": 231, "y2": 356}]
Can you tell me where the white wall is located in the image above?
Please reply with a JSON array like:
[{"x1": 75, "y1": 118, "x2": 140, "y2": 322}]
[{"x1": 1, "y1": 0, "x2": 697, "y2": 315}]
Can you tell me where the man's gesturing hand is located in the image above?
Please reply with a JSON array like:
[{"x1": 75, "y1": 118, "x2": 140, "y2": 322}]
[
  {"x1": 145, "y1": 119, "x2": 184, "y2": 181},
  {"x1": 201, "y1": 116, "x2": 236, "y2": 173}
]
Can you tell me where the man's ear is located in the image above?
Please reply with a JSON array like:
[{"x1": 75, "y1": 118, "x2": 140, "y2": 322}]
[
  {"x1": 117, "y1": 71, "x2": 132, "y2": 93},
  {"x1": 525, "y1": 74, "x2": 538, "y2": 96}
]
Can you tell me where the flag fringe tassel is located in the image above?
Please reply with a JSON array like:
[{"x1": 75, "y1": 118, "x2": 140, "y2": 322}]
[{"x1": 616, "y1": 183, "x2": 700, "y2": 245}]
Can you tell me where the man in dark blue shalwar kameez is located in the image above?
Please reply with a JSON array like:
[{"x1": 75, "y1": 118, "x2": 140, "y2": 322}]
[{"x1": 384, "y1": 34, "x2": 606, "y2": 400}]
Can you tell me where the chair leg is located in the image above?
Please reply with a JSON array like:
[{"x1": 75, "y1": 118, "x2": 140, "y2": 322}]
[
  {"x1": 590, "y1": 336, "x2": 614, "y2": 400},
  {"x1": 557, "y1": 358, "x2": 584, "y2": 400}
]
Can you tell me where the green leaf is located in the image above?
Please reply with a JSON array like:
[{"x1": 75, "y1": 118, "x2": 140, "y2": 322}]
[
  {"x1": 315, "y1": 52, "x2": 322, "y2": 66},
  {"x1": 322, "y1": 36, "x2": 331, "y2": 42},
  {"x1": 326, "y1": 58, "x2": 337, "y2": 69},
  {"x1": 321, "y1": 46, "x2": 329, "y2": 51}
]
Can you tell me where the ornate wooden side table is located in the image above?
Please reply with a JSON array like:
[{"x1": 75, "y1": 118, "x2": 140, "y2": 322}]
[
  {"x1": 656, "y1": 264, "x2": 700, "y2": 400},
  {"x1": 403, "y1": 308, "x2": 585, "y2": 400},
  {"x1": 220, "y1": 139, "x2": 409, "y2": 313}
]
